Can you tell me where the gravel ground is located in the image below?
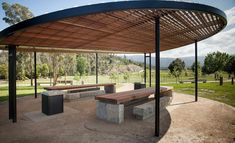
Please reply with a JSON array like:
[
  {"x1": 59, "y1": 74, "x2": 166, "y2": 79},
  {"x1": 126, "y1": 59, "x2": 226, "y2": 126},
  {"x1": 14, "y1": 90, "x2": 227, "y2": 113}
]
[{"x1": 0, "y1": 84, "x2": 234, "y2": 143}]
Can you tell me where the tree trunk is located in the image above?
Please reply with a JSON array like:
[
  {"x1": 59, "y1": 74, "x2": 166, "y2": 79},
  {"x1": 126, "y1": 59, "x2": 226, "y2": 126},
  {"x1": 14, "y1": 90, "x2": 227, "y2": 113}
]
[
  {"x1": 65, "y1": 72, "x2": 67, "y2": 85},
  {"x1": 52, "y1": 58, "x2": 57, "y2": 86},
  {"x1": 49, "y1": 70, "x2": 52, "y2": 86},
  {"x1": 50, "y1": 74, "x2": 52, "y2": 86},
  {"x1": 53, "y1": 73, "x2": 58, "y2": 86}
]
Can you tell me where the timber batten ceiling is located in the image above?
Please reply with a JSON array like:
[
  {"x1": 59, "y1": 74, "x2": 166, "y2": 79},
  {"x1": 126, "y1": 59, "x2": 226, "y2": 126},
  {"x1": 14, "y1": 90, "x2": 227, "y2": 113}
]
[{"x1": 0, "y1": 1, "x2": 227, "y2": 53}]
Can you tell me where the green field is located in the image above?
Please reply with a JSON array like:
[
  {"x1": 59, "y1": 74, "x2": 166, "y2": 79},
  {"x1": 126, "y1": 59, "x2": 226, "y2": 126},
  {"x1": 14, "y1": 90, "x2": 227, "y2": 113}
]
[
  {"x1": 0, "y1": 86, "x2": 44, "y2": 102},
  {"x1": 0, "y1": 71, "x2": 234, "y2": 107},
  {"x1": 162, "y1": 82, "x2": 235, "y2": 107}
]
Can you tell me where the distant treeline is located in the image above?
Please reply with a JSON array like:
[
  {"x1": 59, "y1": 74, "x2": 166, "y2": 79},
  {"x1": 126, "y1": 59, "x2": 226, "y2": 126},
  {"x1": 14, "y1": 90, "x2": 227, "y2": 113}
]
[{"x1": 0, "y1": 52, "x2": 143, "y2": 84}]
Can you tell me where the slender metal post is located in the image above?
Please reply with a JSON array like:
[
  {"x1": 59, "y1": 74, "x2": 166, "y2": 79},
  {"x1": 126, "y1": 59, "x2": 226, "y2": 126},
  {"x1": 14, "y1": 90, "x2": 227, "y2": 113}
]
[
  {"x1": 34, "y1": 51, "x2": 37, "y2": 98},
  {"x1": 96, "y1": 53, "x2": 98, "y2": 84},
  {"x1": 30, "y1": 53, "x2": 33, "y2": 86},
  {"x1": 149, "y1": 53, "x2": 152, "y2": 87},
  {"x1": 195, "y1": 40, "x2": 198, "y2": 102},
  {"x1": 155, "y1": 17, "x2": 160, "y2": 137},
  {"x1": 144, "y1": 53, "x2": 146, "y2": 84},
  {"x1": 8, "y1": 45, "x2": 17, "y2": 122},
  {"x1": 8, "y1": 46, "x2": 12, "y2": 120}
]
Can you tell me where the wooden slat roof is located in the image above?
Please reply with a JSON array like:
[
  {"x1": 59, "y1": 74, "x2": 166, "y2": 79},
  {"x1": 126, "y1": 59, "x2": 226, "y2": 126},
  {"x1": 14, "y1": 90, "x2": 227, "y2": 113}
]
[{"x1": 0, "y1": 1, "x2": 227, "y2": 53}]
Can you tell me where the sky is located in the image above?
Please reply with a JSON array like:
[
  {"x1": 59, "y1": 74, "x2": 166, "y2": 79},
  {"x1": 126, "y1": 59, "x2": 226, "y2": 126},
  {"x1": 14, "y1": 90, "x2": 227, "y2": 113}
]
[{"x1": 0, "y1": 0, "x2": 235, "y2": 58}]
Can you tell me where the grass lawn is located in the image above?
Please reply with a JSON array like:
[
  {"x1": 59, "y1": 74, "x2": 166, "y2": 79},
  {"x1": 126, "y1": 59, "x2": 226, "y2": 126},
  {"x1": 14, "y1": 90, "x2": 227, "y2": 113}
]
[
  {"x1": 162, "y1": 82, "x2": 235, "y2": 107},
  {"x1": 0, "y1": 83, "x2": 125, "y2": 102},
  {"x1": 0, "y1": 72, "x2": 233, "y2": 108},
  {"x1": 0, "y1": 86, "x2": 45, "y2": 102}
]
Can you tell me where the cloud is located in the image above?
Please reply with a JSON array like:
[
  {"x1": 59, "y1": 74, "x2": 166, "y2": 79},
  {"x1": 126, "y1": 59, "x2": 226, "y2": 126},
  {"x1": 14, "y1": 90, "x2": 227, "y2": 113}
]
[
  {"x1": 225, "y1": 6, "x2": 235, "y2": 27},
  {"x1": 161, "y1": 6, "x2": 235, "y2": 58}
]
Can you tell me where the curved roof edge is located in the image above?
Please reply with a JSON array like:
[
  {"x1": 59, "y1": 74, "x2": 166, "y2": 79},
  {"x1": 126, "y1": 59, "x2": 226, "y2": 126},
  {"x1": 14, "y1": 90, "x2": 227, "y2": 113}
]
[{"x1": 0, "y1": 0, "x2": 227, "y2": 42}]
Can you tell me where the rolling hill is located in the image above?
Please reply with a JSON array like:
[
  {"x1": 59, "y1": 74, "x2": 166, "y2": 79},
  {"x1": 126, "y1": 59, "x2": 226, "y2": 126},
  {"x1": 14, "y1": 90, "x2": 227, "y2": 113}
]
[{"x1": 119, "y1": 55, "x2": 205, "y2": 69}]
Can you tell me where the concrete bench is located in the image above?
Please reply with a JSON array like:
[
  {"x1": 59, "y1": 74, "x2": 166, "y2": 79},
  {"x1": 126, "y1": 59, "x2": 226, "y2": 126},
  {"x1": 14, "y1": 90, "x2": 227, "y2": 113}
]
[
  {"x1": 95, "y1": 87, "x2": 173, "y2": 124},
  {"x1": 133, "y1": 90, "x2": 172, "y2": 120},
  {"x1": 65, "y1": 90, "x2": 105, "y2": 101}
]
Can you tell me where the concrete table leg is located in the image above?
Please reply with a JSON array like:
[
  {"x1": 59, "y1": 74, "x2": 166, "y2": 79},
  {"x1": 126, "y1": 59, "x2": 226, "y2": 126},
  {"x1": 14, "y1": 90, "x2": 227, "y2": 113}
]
[{"x1": 96, "y1": 101, "x2": 124, "y2": 124}]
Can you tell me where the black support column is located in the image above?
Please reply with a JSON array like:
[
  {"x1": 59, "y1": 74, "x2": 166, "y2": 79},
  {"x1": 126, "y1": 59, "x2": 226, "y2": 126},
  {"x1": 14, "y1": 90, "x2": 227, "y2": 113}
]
[
  {"x1": 96, "y1": 53, "x2": 98, "y2": 84},
  {"x1": 144, "y1": 53, "x2": 147, "y2": 84},
  {"x1": 195, "y1": 40, "x2": 198, "y2": 102},
  {"x1": 8, "y1": 45, "x2": 17, "y2": 122},
  {"x1": 149, "y1": 53, "x2": 152, "y2": 87},
  {"x1": 155, "y1": 17, "x2": 160, "y2": 137},
  {"x1": 34, "y1": 51, "x2": 37, "y2": 98}
]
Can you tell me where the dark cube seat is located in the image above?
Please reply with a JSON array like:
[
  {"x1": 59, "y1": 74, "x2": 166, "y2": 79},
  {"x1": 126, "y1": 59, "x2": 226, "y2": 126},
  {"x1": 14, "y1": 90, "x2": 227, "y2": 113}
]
[
  {"x1": 134, "y1": 82, "x2": 146, "y2": 90},
  {"x1": 42, "y1": 91, "x2": 64, "y2": 115}
]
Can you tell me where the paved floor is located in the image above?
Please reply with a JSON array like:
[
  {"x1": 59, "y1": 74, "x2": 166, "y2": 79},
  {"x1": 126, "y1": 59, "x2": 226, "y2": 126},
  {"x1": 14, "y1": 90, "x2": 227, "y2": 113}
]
[{"x1": 0, "y1": 85, "x2": 234, "y2": 143}]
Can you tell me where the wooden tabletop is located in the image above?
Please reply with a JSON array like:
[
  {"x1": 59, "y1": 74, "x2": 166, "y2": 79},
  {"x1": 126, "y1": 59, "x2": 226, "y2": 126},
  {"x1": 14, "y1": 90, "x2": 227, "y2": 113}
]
[{"x1": 95, "y1": 87, "x2": 172, "y2": 104}]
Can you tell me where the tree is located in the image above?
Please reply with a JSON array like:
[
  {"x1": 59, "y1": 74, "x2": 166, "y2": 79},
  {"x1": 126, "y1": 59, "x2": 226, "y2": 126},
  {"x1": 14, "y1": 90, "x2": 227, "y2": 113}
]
[
  {"x1": 2, "y1": 2, "x2": 34, "y2": 25},
  {"x1": 140, "y1": 70, "x2": 149, "y2": 82},
  {"x1": 0, "y1": 51, "x2": 8, "y2": 79},
  {"x1": 36, "y1": 64, "x2": 41, "y2": 78},
  {"x1": 2, "y1": 2, "x2": 34, "y2": 80},
  {"x1": 49, "y1": 53, "x2": 64, "y2": 86},
  {"x1": 16, "y1": 53, "x2": 28, "y2": 80},
  {"x1": 74, "y1": 72, "x2": 81, "y2": 82},
  {"x1": 24, "y1": 53, "x2": 33, "y2": 86},
  {"x1": 0, "y1": 64, "x2": 8, "y2": 79},
  {"x1": 202, "y1": 51, "x2": 230, "y2": 79},
  {"x1": 63, "y1": 54, "x2": 76, "y2": 84},
  {"x1": 123, "y1": 72, "x2": 130, "y2": 82},
  {"x1": 40, "y1": 64, "x2": 49, "y2": 78},
  {"x1": 76, "y1": 55, "x2": 87, "y2": 76},
  {"x1": 168, "y1": 58, "x2": 185, "y2": 83},
  {"x1": 109, "y1": 73, "x2": 118, "y2": 82},
  {"x1": 191, "y1": 62, "x2": 202, "y2": 76},
  {"x1": 224, "y1": 55, "x2": 235, "y2": 77}
]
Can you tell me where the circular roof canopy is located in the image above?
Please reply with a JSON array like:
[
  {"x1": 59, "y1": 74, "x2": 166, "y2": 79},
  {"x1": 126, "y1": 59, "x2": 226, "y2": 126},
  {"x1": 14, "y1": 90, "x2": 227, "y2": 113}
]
[{"x1": 0, "y1": 0, "x2": 227, "y2": 53}]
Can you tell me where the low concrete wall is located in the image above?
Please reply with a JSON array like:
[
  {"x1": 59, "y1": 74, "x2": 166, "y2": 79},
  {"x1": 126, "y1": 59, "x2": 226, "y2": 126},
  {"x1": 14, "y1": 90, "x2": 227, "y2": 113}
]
[
  {"x1": 64, "y1": 90, "x2": 105, "y2": 101},
  {"x1": 133, "y1": 94, "x2": 173, "y2": 120}
]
